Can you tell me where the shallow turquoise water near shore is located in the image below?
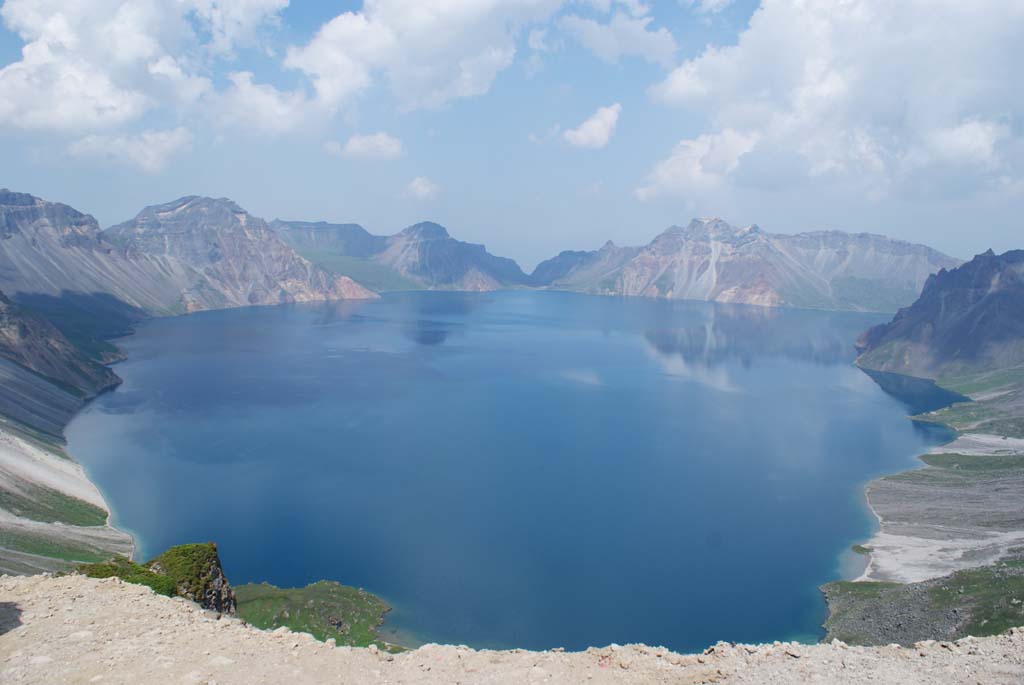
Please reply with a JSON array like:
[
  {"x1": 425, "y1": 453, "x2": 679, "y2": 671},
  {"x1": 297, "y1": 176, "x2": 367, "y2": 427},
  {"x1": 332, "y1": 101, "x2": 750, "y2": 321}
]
[{"x1": 67, "y1": 291, "x2": 952, "y2": 652}]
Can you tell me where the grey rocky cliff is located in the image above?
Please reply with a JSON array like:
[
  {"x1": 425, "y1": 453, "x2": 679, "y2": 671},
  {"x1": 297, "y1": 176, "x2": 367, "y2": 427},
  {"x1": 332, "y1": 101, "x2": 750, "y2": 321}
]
[
  {"x1": 0, "y1": 190, "x2": 376, "y2": 317},
  {"x1": 857, "y1": 249, "x2": 1024, "y2": 377},
  {"x1": 106, "y1": 196, "x2": 377, "y2": 312}
]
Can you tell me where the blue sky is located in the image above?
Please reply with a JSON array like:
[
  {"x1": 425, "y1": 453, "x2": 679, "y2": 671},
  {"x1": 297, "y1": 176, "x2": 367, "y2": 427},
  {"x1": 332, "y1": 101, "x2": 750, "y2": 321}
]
[{"x1": 0, "y1": 1, "x2": 1020, "y2": 269}]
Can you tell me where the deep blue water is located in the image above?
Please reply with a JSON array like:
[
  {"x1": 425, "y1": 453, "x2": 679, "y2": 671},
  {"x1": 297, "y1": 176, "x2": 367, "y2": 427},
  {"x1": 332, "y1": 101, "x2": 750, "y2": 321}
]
[{"x1": 66, "y1": 291, "x2": 952, "y2": 652}]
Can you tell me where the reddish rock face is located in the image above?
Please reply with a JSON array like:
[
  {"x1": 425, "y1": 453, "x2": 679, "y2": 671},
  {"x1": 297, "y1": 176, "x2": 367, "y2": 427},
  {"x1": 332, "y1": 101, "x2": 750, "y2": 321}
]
[{"x1": 531, "y1": 218, "x2": 961, "y2": 312}]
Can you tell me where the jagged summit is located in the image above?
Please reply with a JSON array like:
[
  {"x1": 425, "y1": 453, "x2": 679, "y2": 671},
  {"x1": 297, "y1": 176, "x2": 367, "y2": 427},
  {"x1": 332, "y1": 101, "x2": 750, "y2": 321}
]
[
  {"x1": 531, "y1": 217, "x2": 960, "y2": 312},
  {"x1": 858, "y1": 249, "x2": 1024, "y2": 378}
]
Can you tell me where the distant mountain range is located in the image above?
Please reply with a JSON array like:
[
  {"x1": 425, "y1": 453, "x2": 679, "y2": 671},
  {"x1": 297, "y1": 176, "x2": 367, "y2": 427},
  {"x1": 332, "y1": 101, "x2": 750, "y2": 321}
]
[
  {"x1": 0, "y1": 189, "x2": 962, "y2": 321},
  {"x1": 858, "y1": 249, "x2": 1024, "y2": 379},
  {"x1": 0, "y1": 190, "x2": 374, "y2": 317},
  {"x1": 272, "y1": 219, "x2": 531, "y2": 292},
  {"x1": 532, "y1": 219, "x2": 960, "y2": 312}
]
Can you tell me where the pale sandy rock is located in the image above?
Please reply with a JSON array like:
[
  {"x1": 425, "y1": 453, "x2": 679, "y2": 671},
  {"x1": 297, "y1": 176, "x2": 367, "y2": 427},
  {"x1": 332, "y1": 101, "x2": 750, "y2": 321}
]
[{"x1": 2, "y1": 575, "x2": 1023, "y2": 684}]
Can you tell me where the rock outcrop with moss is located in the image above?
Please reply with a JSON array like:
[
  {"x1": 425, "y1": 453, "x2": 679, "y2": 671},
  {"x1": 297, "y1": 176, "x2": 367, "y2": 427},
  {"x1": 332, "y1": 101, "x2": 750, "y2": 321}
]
[{"x1": 79, "y1": 543, "x2": 236, "y2": 614}]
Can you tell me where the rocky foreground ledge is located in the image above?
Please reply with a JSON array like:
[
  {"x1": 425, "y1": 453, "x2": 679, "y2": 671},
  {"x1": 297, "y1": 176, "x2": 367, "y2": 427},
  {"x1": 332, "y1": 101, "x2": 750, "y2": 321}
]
[{"x1": 2, "y1": 576, "x2": 1024, "y2": 684}]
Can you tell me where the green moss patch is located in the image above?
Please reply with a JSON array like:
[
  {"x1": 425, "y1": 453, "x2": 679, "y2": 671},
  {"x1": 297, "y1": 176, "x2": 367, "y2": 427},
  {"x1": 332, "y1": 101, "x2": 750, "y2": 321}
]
[
  {"x1": 929, "y1": 561, "x2": 1024, "y2": 637},
  {"x1": 78, "y1": 556, "x2": 176, "y2": 596},
  {"x1": 147, "y1": 543, "x2": 222, "y2": 600},
  {"x1": 235, "y1": 580, "x2": 397, "y2": 650}
]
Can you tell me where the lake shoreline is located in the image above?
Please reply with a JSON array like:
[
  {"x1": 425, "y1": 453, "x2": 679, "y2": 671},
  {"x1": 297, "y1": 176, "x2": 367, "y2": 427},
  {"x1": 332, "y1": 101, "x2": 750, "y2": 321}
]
[
  {"x1": 59, "y1": 290, "x2": 937, "y2": 651},
  {"x1": 822, "y1": 365, "x2": 1024, "y2": 644}
]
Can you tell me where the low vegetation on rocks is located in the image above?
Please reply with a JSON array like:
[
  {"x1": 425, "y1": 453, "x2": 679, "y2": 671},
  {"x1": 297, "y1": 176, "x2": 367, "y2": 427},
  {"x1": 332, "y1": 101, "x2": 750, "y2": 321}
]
[
  {"x1": 235, "y1": 580, "x2": 397, "y2": 650},
  {"x1": 824, "y1": 555, "x2": 1024, "y2": 646},
  {"x1": 78, "y1": 542, "x2": 236, "y2": 614}
]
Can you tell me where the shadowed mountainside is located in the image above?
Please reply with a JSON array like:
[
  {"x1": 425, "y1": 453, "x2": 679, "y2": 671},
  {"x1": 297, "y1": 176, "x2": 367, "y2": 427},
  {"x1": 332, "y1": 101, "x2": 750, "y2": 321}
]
[{"x1": 858, "y1": 249, "x2": 1024, "y2": 379}]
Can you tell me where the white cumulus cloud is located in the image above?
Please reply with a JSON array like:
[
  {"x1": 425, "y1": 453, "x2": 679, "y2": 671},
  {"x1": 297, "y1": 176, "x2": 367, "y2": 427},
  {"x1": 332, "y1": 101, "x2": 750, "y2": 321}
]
[
  {"x1": 407, "y1": 176, "x2": 440, "y2": 199},
  {"x1": 189, "y1": 0, "x2": 289, "y2": 54},
  {"x1": 67, "y1": 127, "x2": 193, "y2": 173},
  {"x1": 213, "y1": 71, "x2": 310, "y2": 135},
  {"x1": 564, "y1": 103, "x2": 621, "y2": 149},
  {"x1": 327, "y1": 132, "x2": 404, "y2": 160},
  {"x1": 647, "y1": 0, "x2": 1024, "y2": 198},
  {"x1": 0, "y1": 0, "x2": 289, "y2": 132},
  {"x1": 560, "y1": 12, "x2": 676, "y2": 66},
  {"x1": 285, "y1": 0, "x2": 565, "y2": 112},
  {"x1": 684, "y1": 0, "x2": 735, "y2": 14},
  {"x1": 635, "y1": 129, "x2": 758, "y2": 200}
]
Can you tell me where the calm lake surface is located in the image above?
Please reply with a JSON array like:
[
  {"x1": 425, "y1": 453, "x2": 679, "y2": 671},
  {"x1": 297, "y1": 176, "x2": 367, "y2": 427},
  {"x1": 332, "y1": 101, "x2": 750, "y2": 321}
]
[{"x1": 67, "y1": 291, "x2": 952, "y2": 652}]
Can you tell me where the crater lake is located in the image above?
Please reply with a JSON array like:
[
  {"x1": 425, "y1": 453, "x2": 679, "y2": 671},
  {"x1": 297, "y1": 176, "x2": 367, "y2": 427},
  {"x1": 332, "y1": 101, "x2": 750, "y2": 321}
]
[{"x1": 65, "y1": 291, "x2": 953, "y2": 652}]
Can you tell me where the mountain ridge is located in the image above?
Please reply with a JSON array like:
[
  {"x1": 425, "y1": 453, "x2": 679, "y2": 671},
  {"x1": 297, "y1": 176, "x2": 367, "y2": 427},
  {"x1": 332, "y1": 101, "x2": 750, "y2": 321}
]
[
  {"x1": 531, "y1": 218, "x2": 961, "y2": 312},
  {"x1": 857, "y1": 249, "x2": 1024, "y2": 378},
  {"x1": 272, "y1": 218, "x2": 530, "y2": 292},
  {"x1": 107, "y1": 196, "x2": 376, "y2": 312},
  {"x1": 0, "y1": 189, "x2": 963, "y2": 314},
  {"x1": 0, "y1": 191, "x2": 376, "y2": 319}
]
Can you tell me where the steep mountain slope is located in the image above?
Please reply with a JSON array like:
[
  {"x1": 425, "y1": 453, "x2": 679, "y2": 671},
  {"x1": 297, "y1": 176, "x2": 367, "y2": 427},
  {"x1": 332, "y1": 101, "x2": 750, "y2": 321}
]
[
  {"x1": 0, "y1": 189, "x2": 185, "y2": 314},
  {"x1": 377, "y1": 222, "x2": 529, "y2": 290},
  {"x1": 107, "y1": 197, "x2": 376, "y2": 312},
  {"x1": 0, "y1": 295, "x2": 131, "y2": 575},
  {"x1": 270, "y1": 221, "x2": 386, "y2": 258},
  {"x1": 530, "y1": 241, "x2": 640, "y2": 289},
  {"x1": 0, "y1": 291, "x2": 119, "y2": 400},
  {"x1": 271, "y1": 221, "x2": 417, "y2": 291},
  {"x1": 273, "y1": 220, "x2": 530, "y2": 291},
  {"x1": 0, "y1": 191, "x2": 376, "y2": 317},
  {"x1": 857, "y1": 249, "x2": 1024, "y2": 379},
  {"x1": 533, "y1": 218, "x2": 959, "y2": 312}
]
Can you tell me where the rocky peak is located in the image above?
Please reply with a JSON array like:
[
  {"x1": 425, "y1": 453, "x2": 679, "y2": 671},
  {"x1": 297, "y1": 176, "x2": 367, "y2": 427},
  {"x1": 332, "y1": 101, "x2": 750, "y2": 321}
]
[
  {"x1": 857, "y1": 249, "x2": 1024, "y2": 376},
  {"x1": 0, "y1": 188, "x2": 40, "y2": 207},
  {"x1": 400, "y1": 222, "x2": 450, "y2": 241},
  {"x1": 918, "y1": 249, "x2": 1024, "y2": 300},
  {"x1": 121, "y1": 196, "x2": 255, "y2": 234},
  {"x1": 0, "y1": 189, "x2": 104, "y2": 247},
  {"x1": 659, "y1": 218, "x2": 762, "y2": 245}
]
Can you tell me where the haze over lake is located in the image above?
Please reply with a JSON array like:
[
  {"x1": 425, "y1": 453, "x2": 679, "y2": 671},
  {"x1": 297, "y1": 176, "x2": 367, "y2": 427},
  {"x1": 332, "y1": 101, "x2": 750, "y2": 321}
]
[{"x1": 67, "y1": 291, "x2": 951, "y2": 652}]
